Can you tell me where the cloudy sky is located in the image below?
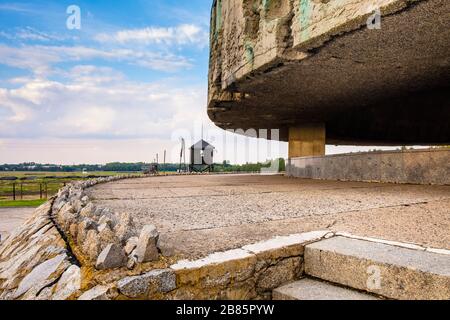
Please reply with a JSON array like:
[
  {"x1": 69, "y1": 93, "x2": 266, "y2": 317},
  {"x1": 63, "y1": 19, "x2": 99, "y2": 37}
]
[{"x1": 0, "y1": 1, "x2": 398, "y2": 165}]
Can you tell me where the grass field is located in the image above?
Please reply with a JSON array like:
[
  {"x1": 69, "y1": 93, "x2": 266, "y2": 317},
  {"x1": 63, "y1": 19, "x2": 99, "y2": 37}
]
[
  {"x1": 0, "y1": 171, "x2": 129, "y2": 178},
  {"x1": 0, "y1": 199, "x2": 47, "y2": 208},
  {"x1": 0, "y1": 171, "x2": 141, "y2": 207}
]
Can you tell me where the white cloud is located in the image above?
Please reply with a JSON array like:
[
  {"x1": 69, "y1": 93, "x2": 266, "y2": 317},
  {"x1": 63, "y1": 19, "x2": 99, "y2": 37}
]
[
  {"x1": 0, "y1": 138, "x2": 179, "y2": 164},
  {"x1": 0, "y1": 27, "x2": 71, "y2": 42},
  {"x1": 16, "y1": 28, "x2": 52, "y2": 41},
  {"x1": 0, "y1": 3, "x2": 35, "y2": 13},
  {"x1": 0, "y1": 67, "x2": 289, "y2": 165},
  {"x1": 65, "y1": 65, "x2": 125, "y2": 84},
  {"x1": 0, "y1": 44, "x2": 193, "y2": 75},
  {"x1": 0, "y1": 21, "x2": 211, "y2": 163},
  {"x1": 95, "y1": 24, "x2": 208, "y2": 47},
  {"x1": 0, "y1": 65, "x2": 207, "y2": 141},
  {"x1": 61, "y1": 106, "x2": 117, "y2": 134}
]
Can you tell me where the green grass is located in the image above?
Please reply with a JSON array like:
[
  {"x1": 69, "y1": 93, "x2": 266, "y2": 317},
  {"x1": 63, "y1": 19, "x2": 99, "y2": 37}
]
[
  {"x1": 0, "y1": 199, "x2": 47, "y2": 208},
  {"x1": 0, "y1": 171, "x2": 142, "y2": 200},
  {"x1": 0, "y1": 171, "x2": 130, "y2": 178}
]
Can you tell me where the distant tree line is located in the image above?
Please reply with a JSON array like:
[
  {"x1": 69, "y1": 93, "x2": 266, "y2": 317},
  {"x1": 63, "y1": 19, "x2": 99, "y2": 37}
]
[
  {"x1": 0, "y1": 159, "x2": 286, "y2": 173},
  {"x1": 0, "y1": 162, "x2": 149, "y2": 172},
  {"x1": 213, "y1": 159, "x2": 285, "y2": 173}
]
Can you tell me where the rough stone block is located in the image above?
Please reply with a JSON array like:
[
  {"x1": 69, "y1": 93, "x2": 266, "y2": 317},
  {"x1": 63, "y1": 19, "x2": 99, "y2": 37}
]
[
  {"x1": 52, "y1": 265, "x2": 81, "y2": 300},
  {"x1": 256, "y1": 257, "x2": 302, "y2": 291},
  {"x1": 305, "y1": 236, "x2": 450, "y2": 300},
  {"x1": 171, "y1": 249, "x2": 257, "y2": 289},
  {"x1": 273, "y1": 278, "x2": 379, "y2": 300},
  {"x1": 95, "y1": 243, "x2": 126, "y2": 270},
  {"x1": 117, "y1": 269, "x2": 176, "y2": 298},
  {"x1": 78, "y1": 285, "x2": 116, "y2": 300},
  {"x1": 135, "y1": 225, "x2": 159, "y2": 263},
  {"x1": 242, "y1": 231, "x2": 329, "y2": 266},
  {"x1": 124, "y1": 237, "x2": 138, "y2": 255},
  {"x1": 14, "y1": 253, "x2": 69, "y2": 299}
]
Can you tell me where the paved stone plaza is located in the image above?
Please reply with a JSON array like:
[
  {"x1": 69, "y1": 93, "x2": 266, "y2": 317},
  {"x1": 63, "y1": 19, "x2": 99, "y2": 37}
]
[{"x1": 88, "y1": 174, "x2": 450, "y2": 258}]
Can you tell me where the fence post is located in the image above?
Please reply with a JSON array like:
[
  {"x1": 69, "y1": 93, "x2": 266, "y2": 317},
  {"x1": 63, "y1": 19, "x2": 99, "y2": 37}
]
[
  {"x1": 40, "y1": 183, "x2": 43, "y2": 199},
  {"x1": 20, "y1": 183, "x2": 23, "y2": 200},
  {"x1": 13, "y1": 183, "x2": 16, "y2": 201}
]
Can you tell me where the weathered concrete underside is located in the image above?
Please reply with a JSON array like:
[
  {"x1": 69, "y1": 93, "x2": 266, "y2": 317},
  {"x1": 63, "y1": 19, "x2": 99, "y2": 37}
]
[{"x1": 208, "y1": 0, "x2": 450, "y2": 145}]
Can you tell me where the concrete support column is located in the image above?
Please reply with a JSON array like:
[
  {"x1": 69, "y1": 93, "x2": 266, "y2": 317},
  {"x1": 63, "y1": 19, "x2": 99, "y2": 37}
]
[{"x1": 288, "y1": 124, "x2": 326, "y2": 158}]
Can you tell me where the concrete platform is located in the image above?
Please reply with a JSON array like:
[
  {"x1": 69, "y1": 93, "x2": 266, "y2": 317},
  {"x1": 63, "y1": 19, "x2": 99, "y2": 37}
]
[
  {"x1": 305, "y1": 236, "x2": 450, "y2": 299},
  {"x1": 88, "y1": 174, "x2": 450, "y2": 259},
  {"x1": 273, "y1": 278, "x2": 379, "y2": 300}
]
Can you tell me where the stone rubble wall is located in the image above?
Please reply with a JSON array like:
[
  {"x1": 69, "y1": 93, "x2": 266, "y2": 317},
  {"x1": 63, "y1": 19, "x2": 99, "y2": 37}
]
[
  {"x1": 287, "y1": 149, "x2": 450, "y2": 185},
  {"x1": 0, "y1": 200, "x2": 78, "y2": 300},
  {"x1": 0, "y1": 174, "x2": 332, "y2": 301},
  {"x1": 0, "y1": 175, "x2": 162, "y2": 300},
  {"x1": 167, "y1": 231, "x2": 330, "y2": 300},
  {"x1": 52, "y1": 176, "x2": 148, "y2": 270}
]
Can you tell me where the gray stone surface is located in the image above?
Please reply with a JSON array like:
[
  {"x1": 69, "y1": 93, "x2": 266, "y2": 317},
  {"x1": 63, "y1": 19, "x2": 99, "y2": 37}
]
[
  {"x1": 14, "y1": 253, "x2": 69, "y2": 298},
  {"x1": 273, "y1": 278, "x2": 379, "y2": 300},
  {"x1": 305, "y1": 237, "x2": 450, "y2": 300},
  {"x1": 287, "y1": 149, "x2": 450, "y2": 185},
  {"x1": 117, "y1": 275, "x2": 150, "y2": 298},
  {"x1": 126, "y1": 256, "x2": 137, "y2": 270},
  {"x1": 118, "y1": 269, "x2": 176, "y2": 298},
  {"x1": 52, "y1": 265, "x2": 81, "y2": 300},
  {"x1": 124, "y1": 237, "x2": 138, "y2": 255},
  {"x1": 114, "y1": 212, "x2": 137, "y2": 244},
  {"x1": 78, "y1": 285, "x2": 115, "y2": 300},
  {"x1": 135, "y1": 225, "x2": 159, "y2": 263},
  {"x1": 95, "y1": 243, "x2": 126, "y2": 270},
  {"x1": 256, "y1": 257, "x2": 302, "y2": 291}
]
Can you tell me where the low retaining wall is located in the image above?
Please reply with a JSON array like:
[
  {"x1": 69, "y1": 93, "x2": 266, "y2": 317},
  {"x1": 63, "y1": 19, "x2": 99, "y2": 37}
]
[
  {"x1": 0, "y1": 175, "x2": 147, "y2": 300},
  {"x1": 0, "y1": 174, "x2": 331, "y2": 301},
  {"x1": 168, "y1": 231, "x2": 329, "y2": 300},
  {"x1": 286, "y1": 149, "x2": 450, "y2": 185},
  {"x1": 0, "y1": 201, "x2": 77, "y2": 300}
]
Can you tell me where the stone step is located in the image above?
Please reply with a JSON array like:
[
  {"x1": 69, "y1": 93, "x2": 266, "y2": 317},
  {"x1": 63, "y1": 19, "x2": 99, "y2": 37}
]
[
  {"x1": 273, "y1": 278, "x2": 379, "y2": 300},
  {"x1": 304, "y1": 236, "x2": 450, "y2": 300}
]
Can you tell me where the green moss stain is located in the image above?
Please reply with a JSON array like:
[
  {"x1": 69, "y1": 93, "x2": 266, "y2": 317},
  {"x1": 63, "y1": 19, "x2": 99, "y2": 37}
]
[
  {"x1": 253, "y1": 0, "x2": 261, "y2": 13},
  {"x1": 262, "y1": 0, "x2": 270, "y2": 12},
  {"x1": 299, "y1": 0, "x2": 311, "y2": 42},
  {"x1": 214, "y1": 0, "x2": 222, "y2": 41},
  {"x1": 245, "y1": 42, "x2": 255, "y2": 67}
]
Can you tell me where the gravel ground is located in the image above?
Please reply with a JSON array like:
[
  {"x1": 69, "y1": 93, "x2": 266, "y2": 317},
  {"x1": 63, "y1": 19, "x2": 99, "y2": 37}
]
[
  {"x1": 89, "y1": 174, "x2": 450, "y2": 258},
  {"x1": 0, "y1": 207, "x2": 35, "y2": 242}
]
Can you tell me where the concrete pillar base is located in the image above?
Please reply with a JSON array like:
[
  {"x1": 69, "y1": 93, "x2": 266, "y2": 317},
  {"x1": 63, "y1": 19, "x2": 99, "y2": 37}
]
[{"x1": 289, "y1": 124, "x2": 326, "y2": 158}]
